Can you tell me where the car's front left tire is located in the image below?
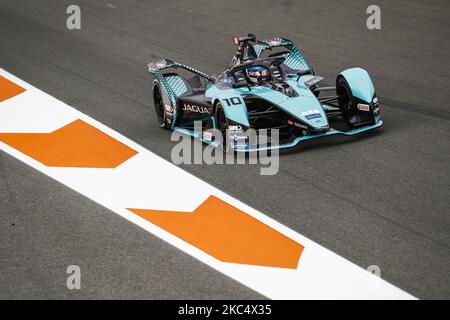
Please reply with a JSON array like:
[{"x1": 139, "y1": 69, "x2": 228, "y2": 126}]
[{"x1": 215, "y1": 102, "x2": 231, "y2": 151}]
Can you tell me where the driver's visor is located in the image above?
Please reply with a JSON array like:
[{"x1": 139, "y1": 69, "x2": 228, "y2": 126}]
[{"x1": 248, "y1": 67, "x2": 269, "y2": 77}]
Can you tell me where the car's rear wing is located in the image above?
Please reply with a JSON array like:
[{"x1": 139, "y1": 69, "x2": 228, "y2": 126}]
[
  {"x1": 147, "y1": 58, "x2": 212, "y2": 81},
  {"x1": 256, "y1": 37, "x2": 293, "y2": 48}
]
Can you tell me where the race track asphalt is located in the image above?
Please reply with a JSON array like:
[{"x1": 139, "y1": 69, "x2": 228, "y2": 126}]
[{"x1": 0, "y1": 0, "x2": 449, "y2": 299}]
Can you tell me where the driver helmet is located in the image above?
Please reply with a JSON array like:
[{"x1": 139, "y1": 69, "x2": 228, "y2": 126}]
[{"x1": 246, "y1": 66, "x2": 270, "y2": 84}]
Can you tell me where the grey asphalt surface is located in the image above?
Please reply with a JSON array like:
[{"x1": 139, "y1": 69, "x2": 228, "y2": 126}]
[{"x1": 0, "y1": 0, "x2": 449, "y2": 299}]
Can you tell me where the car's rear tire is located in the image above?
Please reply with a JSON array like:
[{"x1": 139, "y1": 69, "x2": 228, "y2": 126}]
[{"x1": 153, "y1": 82, "x2": 170, "y2": 129}]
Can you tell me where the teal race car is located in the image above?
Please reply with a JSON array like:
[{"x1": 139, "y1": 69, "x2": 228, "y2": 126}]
[{"x1": 148, "y1": 34, "x2": 382, "y2": 152}]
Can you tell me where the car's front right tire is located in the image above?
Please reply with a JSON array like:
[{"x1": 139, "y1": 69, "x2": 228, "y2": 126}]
[{"x1": 337, "y1": 77, "x2": 357, "y2": 127}]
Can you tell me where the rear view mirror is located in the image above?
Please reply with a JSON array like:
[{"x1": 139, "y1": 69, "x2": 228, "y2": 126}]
[{"x1": 296, "y1": 68, "x2": 312, "y2": 81}]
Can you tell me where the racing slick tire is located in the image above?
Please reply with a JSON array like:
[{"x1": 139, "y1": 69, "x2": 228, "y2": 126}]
[
  {"x1": 215, "y1": 102, "x2": 231, "y2": 152},
  {"x1": 337, "y1": 77, "x2": 365, "y2": 128},
  {"x1": 152, "y1": 80, "x2": 170, "y2": 129}
]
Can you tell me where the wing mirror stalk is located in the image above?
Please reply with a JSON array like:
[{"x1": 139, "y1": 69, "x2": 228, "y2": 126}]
[{"x1": 296, "y1": 69, "x2": 312, "y2": 82}]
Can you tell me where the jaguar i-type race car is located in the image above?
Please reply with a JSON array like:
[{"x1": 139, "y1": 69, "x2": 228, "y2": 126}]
[{"x1": 148, "y1": 34, "x2": 382, "y2": 151}]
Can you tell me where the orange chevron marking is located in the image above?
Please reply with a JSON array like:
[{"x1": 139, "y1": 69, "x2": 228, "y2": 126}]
[
  {"x1": 128, "y1": 196, "x2": 304, "y2": 269},
  {"x1": 0, "y1": 75, "x2": 26, "y2": 103},
  {"x1": 0, "y1": 119, "x2": 138, "y2": 168}
]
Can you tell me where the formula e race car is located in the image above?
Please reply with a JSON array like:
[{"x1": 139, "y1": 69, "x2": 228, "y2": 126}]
[{"x1": 148, "y1": 34, "x2": 382, "y2": 151}]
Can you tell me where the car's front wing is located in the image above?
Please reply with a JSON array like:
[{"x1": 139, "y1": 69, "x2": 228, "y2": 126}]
[{"x1": 173, "y1": 120, "x2": 383, "y2": 152}]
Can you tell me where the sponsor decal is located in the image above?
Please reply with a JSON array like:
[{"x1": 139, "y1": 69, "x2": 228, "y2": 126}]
[
  {"x1": 305, "y1": 114, "x2": 321, "y2": 120},
  {"x1": 228, "y1": 125, "x2": 242, "y2": 131},
  {"x1": 288, "y1": 120, "x2": 308, "y2": 129},
  {"x1": 267, "y1": 39, "x2": 282, "y2": 46},
  {"x1": 232, "y1": 134, "x2": 248, "y2": 140},
  {"x1": 227, "y1": 125, "x2": 246, "y2": 140},
  {"x1": 357, "y1": 103, "x2": 370, "y2": 112},
  {"x1": 373, "y1": 97, "x2": 378, "y2": 104},
  {"x1": 165, "y1": 104, "x2": 173, "y2": 112},
  {"x1": 302, "y1": 109, "x2": 322, "y2": 120},
  {"x1": 233, "y1": 140, "x2": 249, "y2": 149},
  {"x1": 202, "y1": 131, "x2": 213, "y2": 141},
  {"x1": 182, "y1": 103, "x2": 211, "y2": 114},
  {"x1": 154, "y1": 60, "x2": 168, "y2": 69}
]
